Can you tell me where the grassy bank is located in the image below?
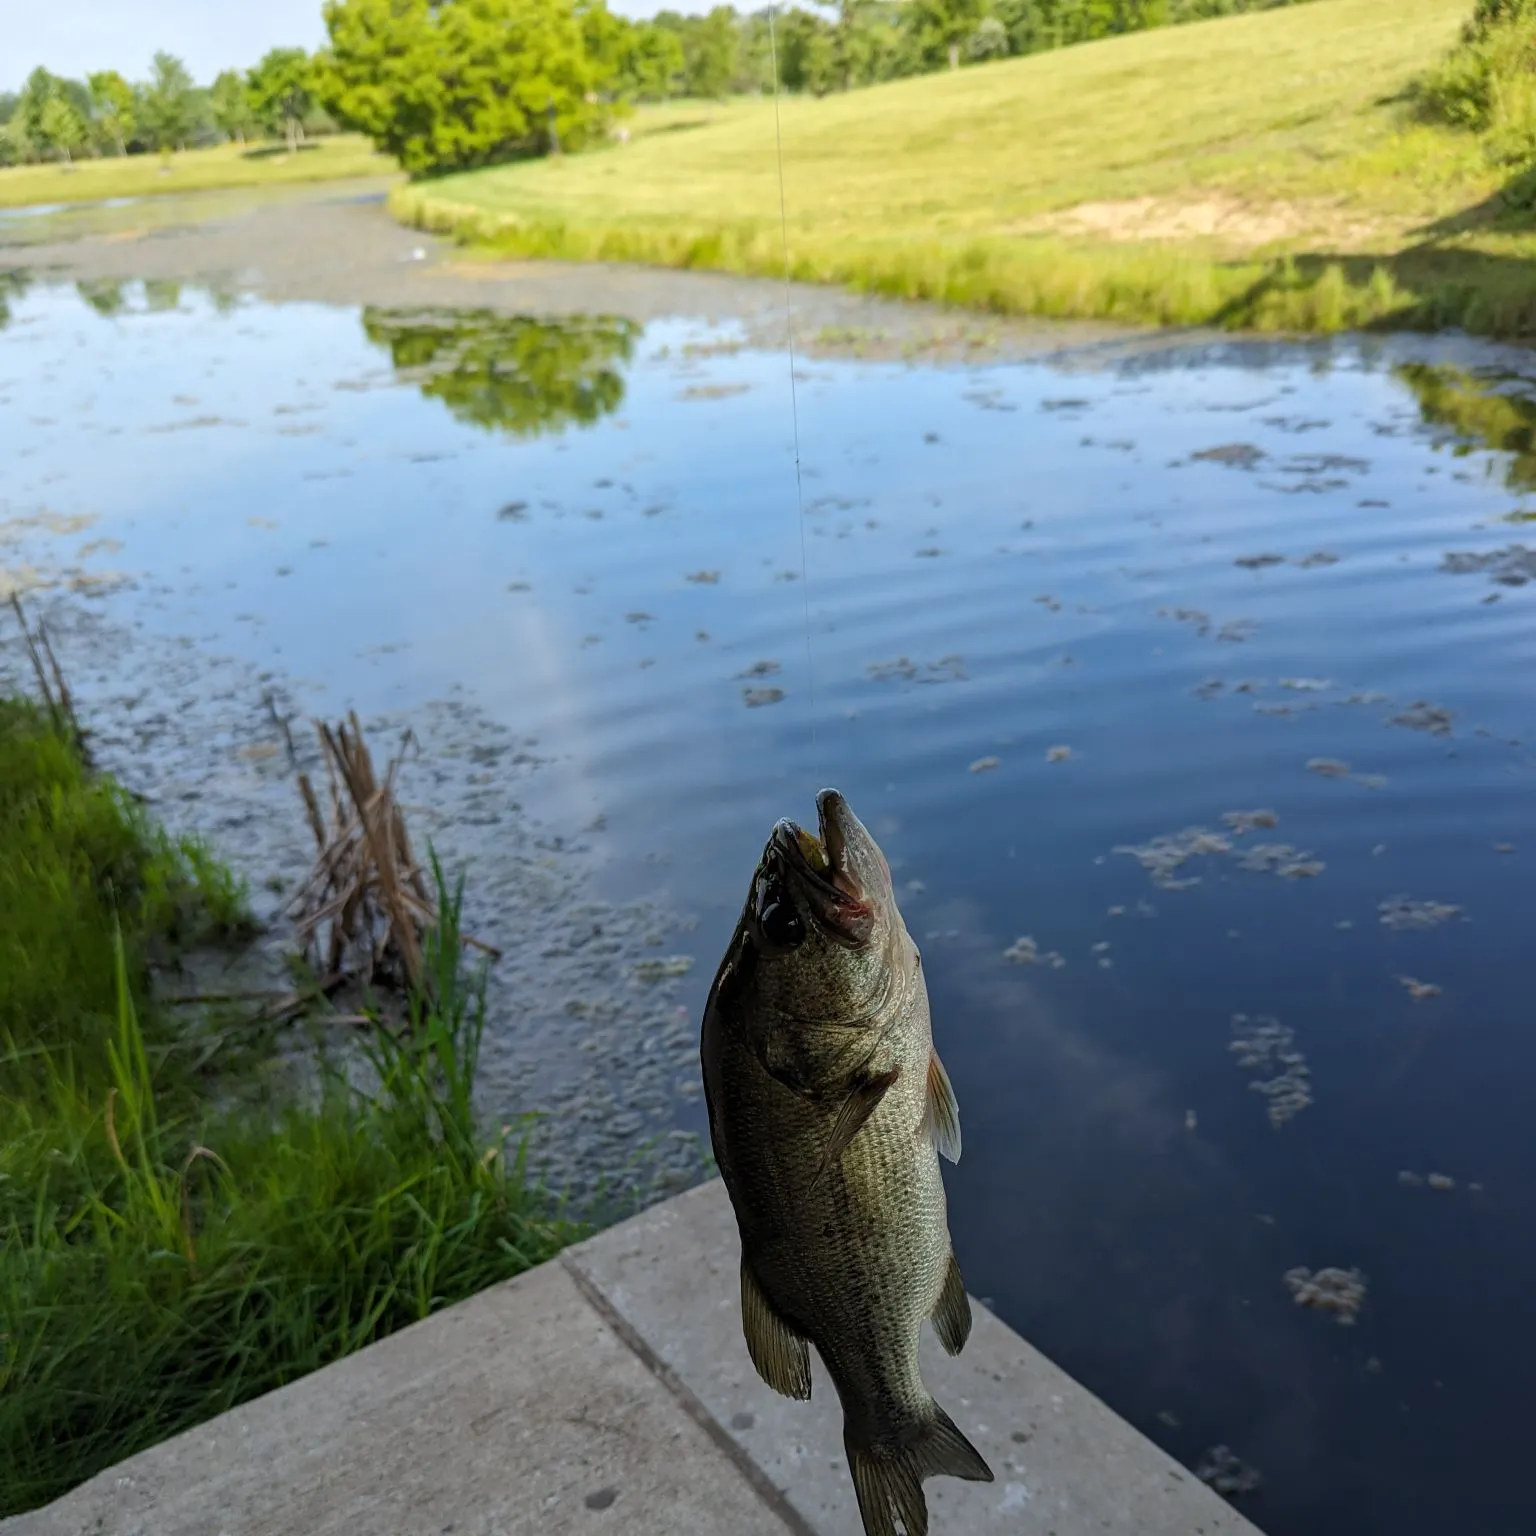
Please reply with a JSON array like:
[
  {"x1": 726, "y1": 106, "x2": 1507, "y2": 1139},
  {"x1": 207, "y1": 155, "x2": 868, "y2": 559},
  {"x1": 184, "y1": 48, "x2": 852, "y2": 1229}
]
[
  {"x1": 0, "y1": 697, "x2": 576, "y2": 1518},
  {"x1": 0, "y1": 134, "x2": 396, "y2": 211},
  {"x1": 394, "y1": 0, "x2": 1536, "y2": 339}
]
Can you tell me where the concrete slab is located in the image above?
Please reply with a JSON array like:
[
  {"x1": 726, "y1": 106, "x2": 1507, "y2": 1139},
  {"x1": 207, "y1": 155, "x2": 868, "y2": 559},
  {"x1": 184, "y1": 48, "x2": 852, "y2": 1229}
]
[
  {"x1": 564, "y1": 1178, "x2": 1262, "y2": 1536},
  {"x1": 2, "y1": 1258, "x2": 793, "y2": 1536},
  {"x1": 6, "y1": 1178, "x2": 1264, "y2": 1536}
]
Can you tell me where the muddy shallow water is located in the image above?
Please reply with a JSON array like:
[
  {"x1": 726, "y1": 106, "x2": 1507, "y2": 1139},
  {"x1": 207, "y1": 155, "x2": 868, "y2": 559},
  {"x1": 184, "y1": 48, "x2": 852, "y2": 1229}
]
[{"x1": 4, "y1": 193, "x2": 1536, "y2": 1536}]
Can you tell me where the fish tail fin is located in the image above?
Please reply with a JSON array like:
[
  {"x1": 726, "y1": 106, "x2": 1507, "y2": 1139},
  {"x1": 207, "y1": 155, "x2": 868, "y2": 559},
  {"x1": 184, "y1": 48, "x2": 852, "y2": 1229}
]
[{"x1": 845, "y1": 1399, "x2": 994, "y2": 1536}]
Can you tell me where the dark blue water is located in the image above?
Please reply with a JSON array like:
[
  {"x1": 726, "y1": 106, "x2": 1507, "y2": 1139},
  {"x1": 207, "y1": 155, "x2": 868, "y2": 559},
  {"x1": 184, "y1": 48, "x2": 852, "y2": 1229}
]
[{"x1": 3, "y1": 281, "x2": 1533, "y2": 1535}]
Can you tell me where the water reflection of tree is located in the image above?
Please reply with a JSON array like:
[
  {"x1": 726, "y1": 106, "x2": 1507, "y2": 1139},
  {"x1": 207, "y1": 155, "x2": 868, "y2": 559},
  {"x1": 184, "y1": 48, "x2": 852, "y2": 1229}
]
[
  {"x1": 0, "y1": 270, "x2": 30, "y2": 329},
  {"x1": 1396, "y1": 361, "x2": 1536, "y2": 498},
  {"x1": 75, "y1": 278, "x2": 237, "y2": 319},
  {"x1": 76, "y1": 278, "x2": 128, "y2": 317},
  {"x1": 360, "y1": 308, "x2": 640, "y2": 439},
  {"x1": 143, "y1": 279, "x2": 183, "y2": 312}
]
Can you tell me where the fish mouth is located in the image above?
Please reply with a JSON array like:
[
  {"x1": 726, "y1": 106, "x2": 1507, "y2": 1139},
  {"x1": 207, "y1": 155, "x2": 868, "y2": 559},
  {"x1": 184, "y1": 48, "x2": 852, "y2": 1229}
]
[{"x1": 766, "y1": 790, "x2": 872, "y2": 944}]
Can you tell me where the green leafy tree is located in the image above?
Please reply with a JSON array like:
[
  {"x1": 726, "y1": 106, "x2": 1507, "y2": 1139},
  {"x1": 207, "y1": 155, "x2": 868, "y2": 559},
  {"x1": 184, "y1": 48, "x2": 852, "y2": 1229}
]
[
  {"x1": 139, "y1": 51, "x2": 199, "y2": 151},
  {"x1": 208, "y1": 68, "x2": 257, "y2": 143},
  {"x1": 1416, "y1": 0, "x2": 1536, "y2": 156},
  {"x1": 846, "y1": 1, "x2": 919, "y2": 85},
  {"x1": 967, "y1": 13, "x2": 1009, "y2": 57},
  {"x1": 651, "y1": 6, "x2": 742, "y2": 98},
  {"x1": 910, "y1": 0, "x2": 991, "y2": 69},
  {"x1": 579, "y1": 0, "x2": 632, "y2": 83},
  {"x1": 16, "y1": 67, "x2": 61, "y2": 156},
  {"x1": 686, "y1": 7, "x2": 739, "y2": 98},
  {"x1": 732, "y1": 10, "x2": 778, "y2": 92},
  {"x1": 778, "y1": 9, "x2": 839, "y2": 94},
  {"x1": 360, "y1": 308, "x2": 639, "y2": 437},
  {"x1": 319, "y1": 0, "x2": 612, "y2": 174},
  {"x1": 830, "y1": 0, "x2": 867, "y2": 90},
  {"x1": 247, "y1": 47, "x2": 314, "y2": 150},
  {"x1": 38, "y1": 94, "x2": 88, "y2": 163},
  {"x1": 87, "y1": 70, "x2": 136, "y2": 154},
  {"x1": 624, "y1": 24, "x2": 686, "y2": 100}
]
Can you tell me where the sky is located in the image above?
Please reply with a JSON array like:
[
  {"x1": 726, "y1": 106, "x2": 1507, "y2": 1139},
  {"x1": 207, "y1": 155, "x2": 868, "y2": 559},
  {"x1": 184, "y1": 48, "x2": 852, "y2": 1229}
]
[{"x1": 6, "y1": 0, "x2": 716, "y2": 92}]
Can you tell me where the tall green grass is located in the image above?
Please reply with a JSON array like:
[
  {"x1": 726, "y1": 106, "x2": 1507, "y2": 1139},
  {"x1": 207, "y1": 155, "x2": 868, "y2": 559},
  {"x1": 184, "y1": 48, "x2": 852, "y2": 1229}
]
[
  {"x1": 0, "y1": 695, "x2": 249, "y2": 1099},
  {"x1": 398, "y1": 189, "x2": 1536, "y2": 337},
  {"x1": 0, "y1": 703, "x2": 579, "y2": 1518}
]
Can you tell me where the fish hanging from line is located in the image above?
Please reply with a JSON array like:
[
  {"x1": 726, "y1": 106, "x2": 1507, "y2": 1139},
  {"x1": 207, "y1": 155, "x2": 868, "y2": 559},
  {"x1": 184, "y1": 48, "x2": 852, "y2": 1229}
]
[{"x1": 700, "y1": 788, "x2": 993, "y2": 1536}]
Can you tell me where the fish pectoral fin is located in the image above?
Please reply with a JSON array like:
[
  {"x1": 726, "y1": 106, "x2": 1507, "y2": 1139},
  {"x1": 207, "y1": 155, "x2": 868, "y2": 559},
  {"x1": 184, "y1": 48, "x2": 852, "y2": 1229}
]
[
  {"x1": 931, "y1": 1249, "x2": 973, "y2": 1356},
  {"x1": 740, "y1": 1256, "x2": 811, "y2": 1401},
  {"x1": 810, "y1": 1065, "x2": 902, "y2": 1191},
  {"x1": 922, "y1": 1049, "x2": 962, "y2": 1164}
]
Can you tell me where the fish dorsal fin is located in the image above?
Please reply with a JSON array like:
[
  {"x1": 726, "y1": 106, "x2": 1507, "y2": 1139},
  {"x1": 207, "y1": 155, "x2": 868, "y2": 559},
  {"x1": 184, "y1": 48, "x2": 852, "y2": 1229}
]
[
  {"x1": 923, "y1": 1049, "x2": 962, "y2": 1164},
  {"x1": 931, "y1": 1249, "x2": 973, "y2": 1356},
  {"x1": 740, "y1": 1256, "x2": 811, "y2": 1400},
  {"x1": 810, "y1": 1065, "x2": 901, "y2": 1190}
]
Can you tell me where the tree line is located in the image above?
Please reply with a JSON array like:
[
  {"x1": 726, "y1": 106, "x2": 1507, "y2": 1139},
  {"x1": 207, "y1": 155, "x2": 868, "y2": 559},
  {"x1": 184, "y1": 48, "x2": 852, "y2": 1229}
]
[
  {"x1": 0, "y1": 48, "x2": 326, "y2": 167},
  {"x1": 317, "y1": 0, "x2": 1314, "y2": 172},
  {"x1": 1, "y1": 0, "x2": 1311, "y2": 173}
]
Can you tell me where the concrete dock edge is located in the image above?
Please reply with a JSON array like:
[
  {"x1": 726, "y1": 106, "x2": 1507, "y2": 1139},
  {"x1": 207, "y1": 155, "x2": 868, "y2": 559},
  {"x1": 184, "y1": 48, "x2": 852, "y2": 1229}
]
[{"x1": 4, "y1": 1178, "x2": 1263, "y2": 1536}]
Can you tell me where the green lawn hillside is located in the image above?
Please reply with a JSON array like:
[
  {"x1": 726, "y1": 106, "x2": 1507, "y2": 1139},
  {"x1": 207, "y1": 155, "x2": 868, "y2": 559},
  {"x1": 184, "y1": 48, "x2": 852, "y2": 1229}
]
[
  {"x1": 397, "y1": 0, "x2": 1536, "y2": 337},
  {"x1": 0, "y1": 133, "x2": 395, "y2": 209}
]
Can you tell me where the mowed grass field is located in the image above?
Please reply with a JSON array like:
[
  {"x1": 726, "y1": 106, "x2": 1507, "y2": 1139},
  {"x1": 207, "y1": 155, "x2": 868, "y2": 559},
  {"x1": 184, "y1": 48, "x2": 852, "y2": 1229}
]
[
  {"x1": 0, "y1": 133, "x2": 396, "y2": 209},
  {"x1": 398, "y1": 0, "x2": 1536, "y2": 336}
]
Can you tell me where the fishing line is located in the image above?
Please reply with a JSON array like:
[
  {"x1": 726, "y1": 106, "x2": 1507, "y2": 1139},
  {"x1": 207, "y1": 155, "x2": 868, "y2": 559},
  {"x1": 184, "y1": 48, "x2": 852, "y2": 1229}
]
[{"x1": 765, "y1": 5, "x2": 818, "y2": 777}]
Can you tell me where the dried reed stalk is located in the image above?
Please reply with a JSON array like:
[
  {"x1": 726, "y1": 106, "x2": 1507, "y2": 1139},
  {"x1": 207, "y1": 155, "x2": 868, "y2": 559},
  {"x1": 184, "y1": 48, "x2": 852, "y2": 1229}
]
[
  {"x1": 7, "y1": 592, "x2": 89, "y2": 764},
  {"x1": 286, "y1": 714, "x2": 498, "y2": 996}
]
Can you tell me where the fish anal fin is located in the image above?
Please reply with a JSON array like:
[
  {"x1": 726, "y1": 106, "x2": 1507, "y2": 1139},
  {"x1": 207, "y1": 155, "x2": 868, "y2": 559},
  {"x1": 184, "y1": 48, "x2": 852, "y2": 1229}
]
[
  {"x1": 846, "y1": 1399, "x2": 994, "y2": 1536},
  {"x1": 811, "y1": 1065, "x2": 901, "y2": 1190},
  {"x1": 739, "y1": 1256, "x2": 811, "y2": 1401},
  {"x1": 922, "y1": 1049, "x2": 962, "y2": 1164},
  {"x1": 931, "y1": 1250, "x2": 973, "y2": 1356}
]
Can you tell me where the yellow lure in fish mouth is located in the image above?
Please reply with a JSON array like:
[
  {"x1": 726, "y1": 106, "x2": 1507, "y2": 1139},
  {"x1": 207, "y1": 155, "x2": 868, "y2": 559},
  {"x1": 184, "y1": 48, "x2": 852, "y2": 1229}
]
[{"x1": 795, "y1": 827, "x2": 829, "y2": 873}]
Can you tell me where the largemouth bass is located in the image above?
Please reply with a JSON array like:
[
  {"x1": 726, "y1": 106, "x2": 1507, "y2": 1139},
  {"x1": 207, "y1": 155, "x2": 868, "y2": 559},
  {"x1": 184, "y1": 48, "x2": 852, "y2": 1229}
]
[{"x1": 700, "y1": 788, "x2": 993, "y2": 1536}]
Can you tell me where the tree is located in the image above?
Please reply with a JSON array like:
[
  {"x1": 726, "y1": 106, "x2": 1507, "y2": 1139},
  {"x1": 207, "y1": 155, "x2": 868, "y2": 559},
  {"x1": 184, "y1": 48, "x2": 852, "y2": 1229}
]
[
  {"x1": 580, "y1": 5, "x2": 686, "y2": 102},
  {"x1": 139, "y1": 51, "x2": 198, "y2": 151},
  {"x1": 16, "y1": 67, "x2": 60, "y2": 154},
  {"x1": 967, "y1": 13, "x2": 1009, "y2": 57},
  {"x1": 247, "y1": 48, "x2": 314, "y2": 151},
  {"x1": 319, "y1": 0, "x2": 613, "y2": 174},
  {"x1": 910, "y1": 0, "x2": 991, "y2": 68},
  {"x1": 208, "y1": 69, "x2": 257, "y2": 144},
  {"x1": 624, "y1": 24, "x2": 686, "y2": 100},
  {"x1": 778, "y1": 9, "x2": 838, "y2": 94},
  {"x1": 685, "y1": 7, "x2": 739, "y2": 98},
  {"x1": 827, "y1": 0, "x2": 917, "y2": 87},
  {"x1": 87, "y1": 70, "x2": 135, "y2": 155},
  {"x1": 38, "y1": 94, "x2": 87, "y2": 163}
]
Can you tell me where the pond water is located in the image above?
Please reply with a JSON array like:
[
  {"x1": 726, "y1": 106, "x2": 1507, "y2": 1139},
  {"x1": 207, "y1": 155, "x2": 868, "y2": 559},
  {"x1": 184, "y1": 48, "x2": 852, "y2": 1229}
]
[{"x1": 3, "y1": 276, "x2": 1534, "y2": 1536}]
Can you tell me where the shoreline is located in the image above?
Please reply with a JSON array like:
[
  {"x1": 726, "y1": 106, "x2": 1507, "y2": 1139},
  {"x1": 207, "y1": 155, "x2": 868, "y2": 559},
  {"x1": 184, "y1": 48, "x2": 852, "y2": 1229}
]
[
  {"x1": 9, "y1": 183, "x2": 1536, "y2": 377},
  {"x1": 0, "y1": 589, "x2": 710, "y2": 1211},
  {"x1": 393, "y1": 180, "x2": 1536, "y2": 348}
]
